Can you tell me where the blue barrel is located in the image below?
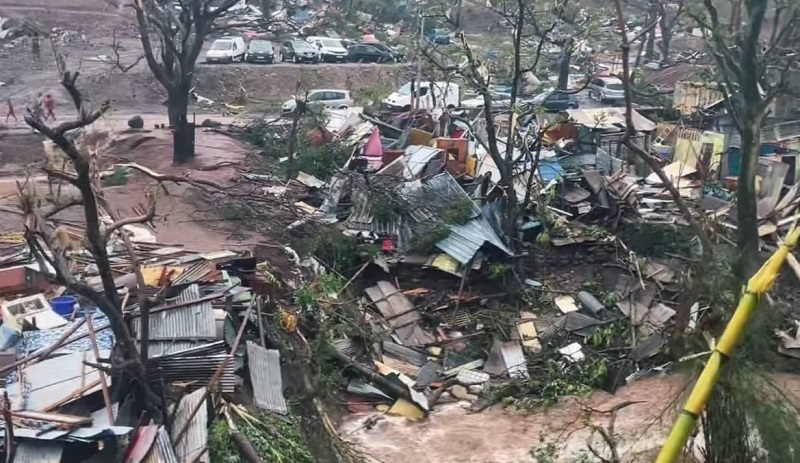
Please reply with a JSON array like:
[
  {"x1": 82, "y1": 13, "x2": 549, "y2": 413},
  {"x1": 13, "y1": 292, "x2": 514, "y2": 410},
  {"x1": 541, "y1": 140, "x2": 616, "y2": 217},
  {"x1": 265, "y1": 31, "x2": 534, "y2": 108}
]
[{"x1": 51, "y1": 296, "x2": 77, "y2": 318}]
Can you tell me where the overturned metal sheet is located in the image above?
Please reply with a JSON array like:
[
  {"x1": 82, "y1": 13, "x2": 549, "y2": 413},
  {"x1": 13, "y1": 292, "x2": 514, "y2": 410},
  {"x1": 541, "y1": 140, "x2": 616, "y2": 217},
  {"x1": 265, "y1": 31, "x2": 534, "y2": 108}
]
[
  {"x1": 436, "y1": 215, "x2": 513, "y2": 264},
  {"x1": 565, "y1": 312, "x2": 602, "y2": 332},
  {"x1": 172, "y1": 387, "x2": 208, "y2": 463},
  {"x1": 534, "y1": 316, "x2": 567, "y2": 342},
  {"x1": 143, "y1": 426, "x2": 179, "y2": 463},
  {"x1": 383, "y1": 342, "x2": 427, "y2": 366},
  {"x1": 14, "y1": 440, "x2": 63, "y2": 463},
  {"x1": 500, "y1": 340, "x2": 529, "y2": 379},
  {"x1": 247, "y1": 342, "x2": 288, "y2": 415},
  {"x1": 347, "y1": 378, "x2": 392, "y2": 400},
  {"x1": 147, "y1": 341, "x2": 237, "y2": 393},
  {"x1": 628, "y1": 334, "x2": 666, "y2": 362},
  {"x1": 365, "y1": 281, "x2": 434, "y2": 347},
  {"x1": 133, "y1": 284, "x2": 215, "y2": 341},
  {"x1": 415, "y1": 361, "x2": 442, "y2": 388}
]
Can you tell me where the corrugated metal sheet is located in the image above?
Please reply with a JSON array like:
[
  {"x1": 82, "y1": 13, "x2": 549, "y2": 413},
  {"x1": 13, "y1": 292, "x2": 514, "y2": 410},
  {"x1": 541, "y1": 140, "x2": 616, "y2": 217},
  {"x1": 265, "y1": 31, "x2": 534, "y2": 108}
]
[
  {"x1": 500, "y1": 340, "x2": 529, "y2": 379},
  {"x1": 143, "y1": 426, "x2": 179, "y2": 463},
  {"x1": 144, "y1": 340, "x2": 210, "y2": 358},
  {"x1": 133, "y1": 284, "x2": 216, "y2": 341},
  {"x1": 347, "y1": 378, "x2": 392, "y2": 400},
  {"x1": 147, "y1": 341, "x2": 237, "y2": 393},
  {"x1": 762, "y1": 119, "x2": 800, "y2": 144},
  {"x1": 14, "y1": 440, "x2": 63, "y2": 462},
  {"x1": 246, "y1": 342, "x2": 288, "y2": 415},
  {"x1": 405, "y1": 145, "x2": 443, "y2": 178},
  {"x1": 628, "y1": 333, "x2": 666, "y2": 362},
  {"x1": 172, "y1": 387, "x2": 208, "y2": 463},
  {"x1": 436, "y1": 215, "x2": 512, "y2": 264},
  {"x1": 565, "y1": 312, "x2": 602, "y2": 332},
  {"x1": 383, "y1": 342, "x2": 427, "y2": 366}
]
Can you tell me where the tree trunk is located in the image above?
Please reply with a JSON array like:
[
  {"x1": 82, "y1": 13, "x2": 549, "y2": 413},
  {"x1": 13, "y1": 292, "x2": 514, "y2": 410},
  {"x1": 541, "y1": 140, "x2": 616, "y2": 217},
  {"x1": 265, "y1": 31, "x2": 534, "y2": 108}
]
[
  {"x1": 557, "y1": 49, "x2": 571, "y2": 91},
  {"x1": 735, "y1": 115, "x2": 761, "y2": 281},
  {"x1": 658, "y1": 15, "x2": 672, "y2": 63},
  {"x1": 644, "y1": 29, "x2": 656, "y2": 60},
  {"x1": 168, "y1": 85, "x2": 194, "y2": 165}
]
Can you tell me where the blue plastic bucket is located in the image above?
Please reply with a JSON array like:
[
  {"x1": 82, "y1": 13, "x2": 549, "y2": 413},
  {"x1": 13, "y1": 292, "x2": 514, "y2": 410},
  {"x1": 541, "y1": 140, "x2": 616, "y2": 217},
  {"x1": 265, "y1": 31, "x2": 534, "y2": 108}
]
[{"x1": 51, "y1": 296, "x2": 77, "y2": 318}]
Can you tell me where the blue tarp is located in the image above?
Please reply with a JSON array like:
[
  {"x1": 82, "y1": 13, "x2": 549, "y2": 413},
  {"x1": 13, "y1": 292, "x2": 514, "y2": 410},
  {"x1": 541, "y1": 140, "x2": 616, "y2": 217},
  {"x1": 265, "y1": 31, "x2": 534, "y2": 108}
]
[{"x1": 538, "y1": 160, "x2": 565, "y2": 183}]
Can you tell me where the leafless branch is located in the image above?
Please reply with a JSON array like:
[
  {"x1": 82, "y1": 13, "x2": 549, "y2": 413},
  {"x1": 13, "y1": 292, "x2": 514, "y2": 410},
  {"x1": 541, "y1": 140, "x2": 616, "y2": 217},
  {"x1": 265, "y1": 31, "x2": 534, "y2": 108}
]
[{"x1": 110, "y1": 28, "x2": 145, "y2": 73}]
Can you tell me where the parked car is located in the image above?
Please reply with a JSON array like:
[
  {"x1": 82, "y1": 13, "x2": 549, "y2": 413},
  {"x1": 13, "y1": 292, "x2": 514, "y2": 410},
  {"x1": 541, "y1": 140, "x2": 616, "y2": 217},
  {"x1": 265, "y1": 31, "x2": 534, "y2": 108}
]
[
  {"x1": 245, "y1": 40, "x2": 277, "y2": 64},
  {"x1": 461, "y1": 92, "x2": 512, "y2": 109},
  {"x1": 528, "y1": 91, "x2": 579, "y2": 112},
  {"x1": 367, "y1": 42, "x2": 405, "y2": 62},
  {"x1": 282, "y1": 40, "x2": 319, "y2": 63},
  {"x1": 205, "y1": 36, "x2": 246, "y2": 63},
  {"x1": 346, "y1": 44, "x2": 396, "y2": 63},
  {"x1": 281, "y1": 89, "x2": 353, "y2": 114},
  {"x1": 426, "y1": 28, "x2": 451, "y2": 44},
  {"x1": 384, "y1": 81, "x2": 460, "y2": 111},
  {"x1": 588, "y1": 76, "x2": 625, "y2": 103},
  {"x1": 308, "y1": 36, "x2": 348, "y2": 62}
]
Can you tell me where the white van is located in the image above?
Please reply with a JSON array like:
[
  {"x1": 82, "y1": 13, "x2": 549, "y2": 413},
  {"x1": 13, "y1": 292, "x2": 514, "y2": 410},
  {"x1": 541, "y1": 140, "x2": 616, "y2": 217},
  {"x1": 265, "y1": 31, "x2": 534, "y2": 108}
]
[
  {"x1": 205, "y1": 36, "x2": 246, "y2": 63},
  {"x1": 383, "y1": 81, "x2": 460, "y2": 111},
  {"x1": 307, "y1": 36, "x2": 348, "y2": 62}
]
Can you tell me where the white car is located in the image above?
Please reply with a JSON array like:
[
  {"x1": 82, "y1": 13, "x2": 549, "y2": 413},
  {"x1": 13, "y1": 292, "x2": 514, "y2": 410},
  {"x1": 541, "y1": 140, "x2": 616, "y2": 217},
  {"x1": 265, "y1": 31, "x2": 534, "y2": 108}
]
[
  {"x1": 281, "y1": 89, "x2": 353, "y2": 114},
  {"x1": 205, "y1": 36, "x2": 246, "y2": 63},
  {"x1": 461, "y1": 92, "x2": 512, "y2": 109},
  {"x1": 307, "y1": 36, "x2": 348, "y2": 63},
  {"x1": 588, "y1": 76, "x2": 625, "y2": 103}
]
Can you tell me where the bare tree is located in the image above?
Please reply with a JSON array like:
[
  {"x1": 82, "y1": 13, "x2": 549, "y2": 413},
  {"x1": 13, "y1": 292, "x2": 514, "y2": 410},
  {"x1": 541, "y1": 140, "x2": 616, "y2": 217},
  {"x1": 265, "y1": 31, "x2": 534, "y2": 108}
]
[
  {"x1": 624, "y1": 0, "x2": 685, "y2": 63},
  {"x1": 690, "y1": 0, "x2": 800, "y2": 278},
  {"x1": 418, "y1": 0, "x2": 579, "y2": 246},
  {"x1": 131, "y1": 0, "x2": 242, "y2": 164},
  {"x1": 21, "y1": 71, "x2": 165, "y2": 420}
]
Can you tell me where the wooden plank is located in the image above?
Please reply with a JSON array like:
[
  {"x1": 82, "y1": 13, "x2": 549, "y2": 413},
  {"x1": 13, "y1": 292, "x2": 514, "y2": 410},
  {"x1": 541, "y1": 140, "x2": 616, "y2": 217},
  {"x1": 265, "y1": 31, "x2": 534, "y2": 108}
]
[{"x1": 12, "y1": 410, "x2": 92, "y2": 426}]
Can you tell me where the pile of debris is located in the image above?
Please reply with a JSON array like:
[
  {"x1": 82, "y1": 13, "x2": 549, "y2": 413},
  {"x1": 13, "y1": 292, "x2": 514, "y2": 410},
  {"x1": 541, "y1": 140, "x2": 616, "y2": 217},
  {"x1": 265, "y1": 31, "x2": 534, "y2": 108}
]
[{"x1": 0, "y1": 216, "x2": 298, "y2": 460}]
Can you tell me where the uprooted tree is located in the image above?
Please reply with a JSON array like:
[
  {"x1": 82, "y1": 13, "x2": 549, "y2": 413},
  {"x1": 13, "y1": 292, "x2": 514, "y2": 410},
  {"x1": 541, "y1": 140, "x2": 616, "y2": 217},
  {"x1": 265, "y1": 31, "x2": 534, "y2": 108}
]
[
  {"x1": 690, "y1": 0, "x2": 800, "y2": 279},
  {"x1": 132, "y1": 0, "x2": 242, "y2": 164}
]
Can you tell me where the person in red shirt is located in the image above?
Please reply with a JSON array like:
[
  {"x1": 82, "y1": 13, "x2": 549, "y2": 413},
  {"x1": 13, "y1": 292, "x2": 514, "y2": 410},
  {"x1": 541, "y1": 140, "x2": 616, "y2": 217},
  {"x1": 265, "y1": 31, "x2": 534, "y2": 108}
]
[
  {"x1": 5, "y1": 98, "x2": 17, "y2": 123},
  {"x1": 43, "y1": 94, "x2": 55, "y2": 121}
]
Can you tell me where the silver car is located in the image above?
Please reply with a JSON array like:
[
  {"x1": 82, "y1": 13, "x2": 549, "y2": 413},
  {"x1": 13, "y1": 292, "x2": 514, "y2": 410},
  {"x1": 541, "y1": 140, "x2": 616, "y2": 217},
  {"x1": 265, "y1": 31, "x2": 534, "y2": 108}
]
[
  {"x1": 281, "y1": 89, "x2": 354, "y2": 114},
  {"x1": 588, "y1": 76, "x2": 625, "y2": 103}
]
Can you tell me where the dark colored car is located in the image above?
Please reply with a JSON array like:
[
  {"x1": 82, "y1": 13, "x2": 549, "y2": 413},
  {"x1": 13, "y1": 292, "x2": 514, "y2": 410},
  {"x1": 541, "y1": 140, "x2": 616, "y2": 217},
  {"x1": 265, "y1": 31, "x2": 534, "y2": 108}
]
[
  {"x1": 245, "y1": 40, "x2": 276, "y2": 64},
  {"x1": 367, "y1": 42, "x2": 404, "y2": 62},
  {"x1": 529, "y1": 91, "x2": 579, "y2": 112},
  {"x1": 282, "y1": 40, "x2": 319, "y2": 63},
  {"x1": 346, "y1": 44, "x2": 395, "y2": 63}
]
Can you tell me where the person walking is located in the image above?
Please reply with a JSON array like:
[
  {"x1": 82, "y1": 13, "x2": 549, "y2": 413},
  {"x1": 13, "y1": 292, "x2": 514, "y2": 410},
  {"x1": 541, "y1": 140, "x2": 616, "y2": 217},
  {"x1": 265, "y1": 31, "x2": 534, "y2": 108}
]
[
  {"x1": 5, "y1": 98, "x2": 17, "y2": 123},
  {"x1": 43, "y1": 94, "x2": 56, "y2": 121}
]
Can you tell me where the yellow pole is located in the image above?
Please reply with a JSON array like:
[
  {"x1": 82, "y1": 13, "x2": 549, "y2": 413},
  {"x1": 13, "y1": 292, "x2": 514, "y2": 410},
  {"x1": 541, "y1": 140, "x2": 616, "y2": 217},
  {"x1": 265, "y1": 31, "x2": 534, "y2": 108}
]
[{"x1": 656, "y1": 226, "x2": 800, "y2": 463}]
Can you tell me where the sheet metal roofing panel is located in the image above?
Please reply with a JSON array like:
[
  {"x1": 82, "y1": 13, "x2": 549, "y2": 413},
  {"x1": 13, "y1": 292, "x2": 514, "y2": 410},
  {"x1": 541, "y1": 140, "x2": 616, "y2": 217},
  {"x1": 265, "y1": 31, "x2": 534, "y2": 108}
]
[
  {"x1": 500, "y1": 340, "x2": 530, "y2": 379},
  {"x1": 144, "y1": 340, "x2": 210, "y2": 358},
  {"x1": 247, "y1": 342, "x2": 288, "y2": 415},
  {"x1": 172, "y1": 387, "x2": 208, "y2": 463},
  {"x1": 404, "y1": 145, "x2": 442, "y2": 178},
  {"x1": 133, "y1": 284, "x2": 215, "y2": 341},
  {"x1": 8, "y1": 349, "x2": 112, "y2": 412},
  {"x1": 143, "y1": 426, "x2": 179, "y2": 463},
  {"x1": 147, "y1": 342, "x2": 237, "y2": 393},
  {"x1": 436, "y1": 215, "x2": 512, "y2": 264},
  {"x1": 14, "y1": 440, "x2": 63, "y2": 463}
]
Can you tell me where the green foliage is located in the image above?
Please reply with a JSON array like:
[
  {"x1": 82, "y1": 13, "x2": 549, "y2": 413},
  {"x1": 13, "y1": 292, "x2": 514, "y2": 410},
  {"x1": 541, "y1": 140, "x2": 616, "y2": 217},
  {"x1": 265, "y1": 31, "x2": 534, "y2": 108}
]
[
  {"x1": 209, "y1": 413, "x2": 314, "y2": 463},
  {"x1": 410, "y1": 224, "x2": 451, "y2": 254},
  {"x1": 587, "y1": 321, "x2": 628, "y2": 350},
  {"x1": 101, "y1": 167, "x2": 129, "y2": 187},
  {"x1": 370, "y1": 194, "x2": 410, "y2": 223},
  {"x1": 442, "y1": 199, "x2": 474, "y2": 225},
  {"x1": 355, "y1": 83, "x2": 392, "y2": 108},
  {"x1": 488, "y1": 262, "x2": 510, "y2": 280},
  {"x1": 290, "y1": 228, "x2": 376, "y2": 274},
  {"x1": 618, "y1": 223, "x2": 697, "y2": 258}
]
